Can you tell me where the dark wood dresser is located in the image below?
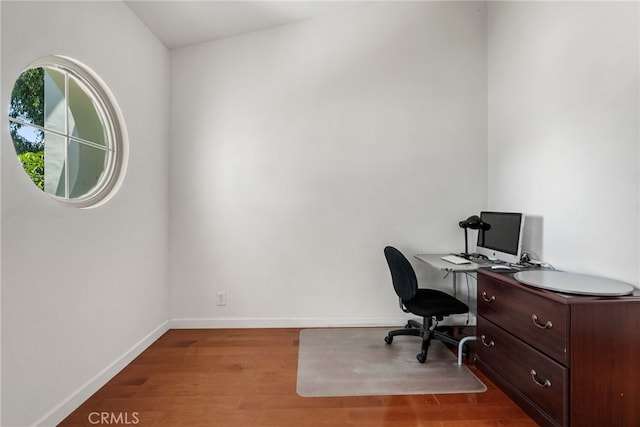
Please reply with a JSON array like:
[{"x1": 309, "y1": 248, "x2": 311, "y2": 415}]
[{"x1": 475, "y1": 269, "x2": 640, "y2": 427}]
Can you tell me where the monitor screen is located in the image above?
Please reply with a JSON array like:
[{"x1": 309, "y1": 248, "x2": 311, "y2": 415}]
[{"x1": 475, "y1": 211, "x2": 524, "y2": 263}]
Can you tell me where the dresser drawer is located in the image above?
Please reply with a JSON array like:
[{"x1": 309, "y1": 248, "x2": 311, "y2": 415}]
[
  {"x1": 478, "y1": 274, "x2": 569, "y2": 364},
  {"x1": 477, "y1": 317, "x2": 569, "y2": 426}
]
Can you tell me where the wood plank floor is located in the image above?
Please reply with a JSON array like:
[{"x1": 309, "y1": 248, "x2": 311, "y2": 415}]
[{"x1": 59, "y1": 328, "x2": 536, "y2": 426}]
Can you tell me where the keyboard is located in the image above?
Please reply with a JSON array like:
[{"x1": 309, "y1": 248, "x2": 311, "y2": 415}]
[{"x1": 441, "y1": 255, "x2": 471, "y2": 265}]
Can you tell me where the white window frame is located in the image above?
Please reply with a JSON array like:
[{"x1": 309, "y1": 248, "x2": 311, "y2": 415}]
[{"x1": 8, "y1": 55, "x2": 126, "y2": 208}]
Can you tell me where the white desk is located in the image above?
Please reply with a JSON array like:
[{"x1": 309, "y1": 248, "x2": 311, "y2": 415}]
[
  {"x1": 414, "y1": 253, "x2": 479, "y2": 270},
  {"x1": 414, "y1": 253, "x2": 480, "y2": 297}
]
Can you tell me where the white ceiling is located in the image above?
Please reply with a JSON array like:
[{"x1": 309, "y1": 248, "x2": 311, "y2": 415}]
[{"x1": 125, "y1": 1, "x2": 373, "y2": 49}]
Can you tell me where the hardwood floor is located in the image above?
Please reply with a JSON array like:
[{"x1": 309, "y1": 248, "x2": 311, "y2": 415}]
[{"x1": 59, "y1": 328, "x2": 536, "y2": 426}]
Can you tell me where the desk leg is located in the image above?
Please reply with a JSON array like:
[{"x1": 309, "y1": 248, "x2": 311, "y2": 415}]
[
  {"x1": 457, "y1": 336, "x2": 477, "y2": 366},
  {"x1": 452, "y1": 272, "x2": 457, "y2": 298},
  {"x1": 453, "y1": 272, "x2": 477, "y2": 365}
]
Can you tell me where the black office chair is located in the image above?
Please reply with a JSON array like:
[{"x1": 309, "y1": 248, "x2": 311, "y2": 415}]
[{"x1": 383, "y1": 246, "x2": 469, "y2": 363}]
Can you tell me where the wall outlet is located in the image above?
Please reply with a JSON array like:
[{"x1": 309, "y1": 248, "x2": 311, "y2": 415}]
[{"x1": 216, "y1": 291, "x2": 226, "y2": 306}]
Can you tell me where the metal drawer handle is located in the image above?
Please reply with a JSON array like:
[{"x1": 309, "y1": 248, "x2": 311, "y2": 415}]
[
  {"x1": 481, "y1": 292, "x2": 495, "y2": 303},
  {"x1": 532, "y1": 314, "x2": 553, "y2": 329},
  {"x1": 480, "y1": 334, "x2": 495, "y2": 347},
  {"x1": 530, "y1": 369, "x2": 552, "y2": 388}
]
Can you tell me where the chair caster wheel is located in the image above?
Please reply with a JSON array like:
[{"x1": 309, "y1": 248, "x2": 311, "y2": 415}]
[
  {"x1": 384, "y1": 335, "x2": 393, "y2": 344},
  {"x1": 417, "y1": 353, "x2": 426, "y2": 363}
]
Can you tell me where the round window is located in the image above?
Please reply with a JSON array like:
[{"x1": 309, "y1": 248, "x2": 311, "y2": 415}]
[{"x1": 8, "y1": 56, "x2": 126, "y2": 207}]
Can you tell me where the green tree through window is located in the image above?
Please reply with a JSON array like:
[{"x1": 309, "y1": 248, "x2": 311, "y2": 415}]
[
  {"x1": 9, "y1": 68, "x2": 45, "y2": 188},
  {"x1": 18, "y1": 151, "x2": 45, "y2": 190}
]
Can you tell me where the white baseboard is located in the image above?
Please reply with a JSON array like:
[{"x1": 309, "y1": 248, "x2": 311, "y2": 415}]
[
  {"x1": 170, "y1": 317, "x2": 406, "y2": 329},
  {"x1": 34, "y1": 321, "x2": 170, "y2": 427},
  {"x1": 170, "y1": 313, "x2": 477, "y2": 329}
]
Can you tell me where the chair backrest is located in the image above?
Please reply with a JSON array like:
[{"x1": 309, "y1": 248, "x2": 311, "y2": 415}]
[{"x1": 383, "y1": 246, "x2": 418, "y2": 302}]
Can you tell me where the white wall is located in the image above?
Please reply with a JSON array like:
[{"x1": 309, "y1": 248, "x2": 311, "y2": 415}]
[
  {"x1": 169, "y1": 2, "x2": 487, "y2": 327},
  {"x1": 487, "y1": 1, "x2": 640, "y2": 285},
  {"x1": 1, "y1": 2, "x2": 170, "y2": 426},
  {"x1": 0, "y1": 2, "x2": 3, "y2": 423},
  {"x1": 6, "y1": 1, "x2": 636, "y2": 425}
]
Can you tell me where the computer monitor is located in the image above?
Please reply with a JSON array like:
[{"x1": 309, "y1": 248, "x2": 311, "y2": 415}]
[{"x1": 475, "y1": 211, "x2": 524, "y2": 264}]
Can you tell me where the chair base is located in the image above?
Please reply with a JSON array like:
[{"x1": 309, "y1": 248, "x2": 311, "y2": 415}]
[{"x1": 384, "y1": 317, "x2": 464, "y2": 363}]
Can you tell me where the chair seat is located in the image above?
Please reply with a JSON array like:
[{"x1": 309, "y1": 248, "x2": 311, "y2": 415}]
[{"x1": 403, "y1": 289, "x2": 469, "y2": 319}]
